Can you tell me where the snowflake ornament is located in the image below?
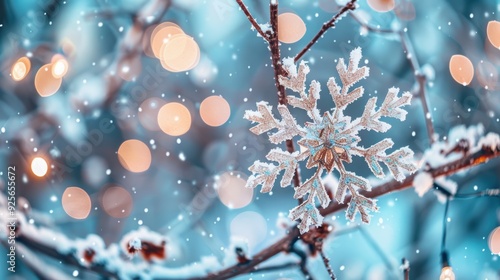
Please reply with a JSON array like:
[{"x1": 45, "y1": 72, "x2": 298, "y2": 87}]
[{"x1": 244, "y1": 48, "x2": 417, "y2": 233}]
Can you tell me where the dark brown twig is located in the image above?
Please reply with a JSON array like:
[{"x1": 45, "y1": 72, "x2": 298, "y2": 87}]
[
  {"x1": 235, "y1": 0, "x2": 269, "y2": 41},
  {"x1": 294, "y1": 0, "x2": 358, "y2": 63},
  {"x1": 402, "y1": 258, "x2": 410, "y2": 280},
  {"x1": 237, "y1": 0, "x2": 303, "y2": 194},
  {"x1": 12, "y1": 144, "x2": 500, "y2": 280},
  {"x1": 319, "y1": 248, "x2": 336, "y2": 280},
  {"x1": 289, "y1": 245, "x2": 315, "y2": 280},
  {"x1": 196, "y1": 144, "x2": 500, "y2": 280},
  {"x1": 351, "y1": 11, "x2": 436, "y2": 144}
]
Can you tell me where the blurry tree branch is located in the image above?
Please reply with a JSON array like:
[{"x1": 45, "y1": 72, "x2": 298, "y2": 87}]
[
  {"x1": 350, "y1": 12, "x2": 436, "y2": 144},
  {"x1": 103, "y1": 0, "x2": 172, "y2": 106},
  {"x1": 10, "y1": 142, "x2": 500, "y2": 279},
  {"x1": 294, "y1": 0, "x2": 358, "y2": 63}
]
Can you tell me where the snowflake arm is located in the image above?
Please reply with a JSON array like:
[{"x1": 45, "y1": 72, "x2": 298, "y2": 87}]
[
  {"x1": 246, "y1": 149, "x2": 308, "y2": 193},
  {"x1": 360, "y1": 139, "x2": 417, "y2": 181},
  {"x1": 346, "y1": 195, "x2": 378, "y2": 223},
  {"x1": 244, "y1": 102, "x2": 306, "y2": 144},
  {"x1": 328, "y1": 47, "x2": 369, "y2": 109},
  {"x1": 279, "y1": 59, "x2": 322, "y2": 123},
  {"x1": 293, "y1": 168, "x2": 330, "y2": 208},
  {"x1": 289, "y1": 198, "x2": 324, "y2": 234},
  {"x1": 346, "y1": 87, "x2": 413, "y2": 134}
]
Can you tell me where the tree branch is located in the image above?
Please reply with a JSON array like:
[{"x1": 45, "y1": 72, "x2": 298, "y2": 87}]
[
  {"x1": 103, "y1": 0, "x2": 172, "y2": 106},
  {"x1": 200, "y1": 144, "x2": 500, "y2": 280},
  {"x1": 294, "y1": 0, "x2": 358, "y2": 63},
  {"x1": 9, "y1": 143, "x2": 499, "y2": 279},
  {"x1": 351, "y1": 11, "x2": 436, "y2": 144},
  {"x1": 235, "y1": 0, "x2": 269, "y2": 41},
  {"x1": 237, "y1": 0, "x2": 303, "y2": 194},
  {"x1": 319, "y1": 249, "x2": 336, "y2": 280}
]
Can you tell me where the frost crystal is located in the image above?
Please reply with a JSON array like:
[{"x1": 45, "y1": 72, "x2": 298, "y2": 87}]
[{"x1": 244, "y1": 48, "x2": 417, "y2": 233}]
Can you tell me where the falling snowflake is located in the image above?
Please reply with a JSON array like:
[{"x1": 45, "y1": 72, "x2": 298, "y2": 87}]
[{"x1": 244, "y1": 48, "x2": 417, "y2": 233}]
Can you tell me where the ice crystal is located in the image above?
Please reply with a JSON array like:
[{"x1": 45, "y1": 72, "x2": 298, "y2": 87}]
[{"x1": 244, "y1": 48, "x2": 417, "y2": 233}]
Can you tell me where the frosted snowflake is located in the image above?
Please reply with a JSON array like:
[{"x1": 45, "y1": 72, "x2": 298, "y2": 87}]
[{"x1": 244, "y1": 48, "x2": 417, "y2": 233}]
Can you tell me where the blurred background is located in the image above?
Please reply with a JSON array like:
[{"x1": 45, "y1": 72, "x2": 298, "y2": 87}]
[{"x1": 0, "y1": 0, "x2": 499, "y2": 279}]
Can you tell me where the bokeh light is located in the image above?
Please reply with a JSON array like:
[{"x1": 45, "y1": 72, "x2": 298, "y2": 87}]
[
  {"x1": 62, "y1": 187, "x2": 91, "y2": 219},
  {"x1": 487, "y1": 21, "x2": 500, "y2": 49},
  {"x1": 215, "y1": 172, "x2": 253, "y2": 209},
  {"x1": 277, "y1": 13, "x2": 306, "y2": 44},
  {"x1": 150, "y1": 22, "x2": 185, "y2": 58},
  {"x1": 477, "y1": 60, "x2": 498, "y2": 90},
  {"x1": 101, "y1": 185, "x2": 133, "y2": 218},
  {"x1": 51, "y1": 54, "x2": 69, "y2": 79},
  {"x1": 35, "y1": 64, "x2": 63, "y2": 97},
  {"x1": 190, "y1": 56, "x2": 217, "y2": 87},
  {"x1": 394, "y1": 1, "x2": 416, "y2": 21},
  {"x1": 117, "y1": 55, "x2": 142, "y2": 81},
  {"x1": 440, "y1": 266, "x2": 456, "y2": 280},
  {"x1": 230, "y1": 211, "x2": 267, "y2": 250},
  {"x1": 157, "y1": 102, "x2": 192, "y2": 136},
  {"x1": 200, "y1": 96, "x2": 231, "y2": 127},
  {"x1": 367, "y1": 0, "x2": 395, "y2": 12},
  {"x1": 160, "y1": 34, "x2": 200, "y2": 72},
  {"x1": 449, "y1": 55, "x2": 474, "y2": 86},
  {"x1": 117, "y1": 139, "x2": 152, "y2": 173},
  {"x1": 31, "y1": 157, "x2": 48, "y2": 177},
  {"x1": 489, "y1": 226, "x2": 500, "y2": 254},
  {"x1": 138, "y1": 97, "x2": 167, "y2": 131},
  {"x1": 11, "y1": 57, "x2": 31, "y2": 81}
]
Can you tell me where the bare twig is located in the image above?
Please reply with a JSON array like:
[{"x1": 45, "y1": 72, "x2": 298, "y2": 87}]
[
  {"x1": 351, "y1": 12, "x2": 436, "y2": 144},
  {"x1": 237, "y1": 0, "x2": 303, "y2": 194},
  {"x1": 10, "y1": 144, "x2": 500, "y2": 280},
  {"x1": 289, "y1": 245, "x2": 315, "y2": 280},
  {"x1": 402, "y1": 258, "x2": 410, "y2": 280},
  {"x1": 235, "y1": 0, "x2": 269, "y2": 41},
  {"x1": 294, "y1": 0, "x2": 358, "y2": 63},
  {"x1": 319, "y1": 249, "x2": 336, "y2": 280},
  {"x1": 251, "y1": 262, "x2": 301, "y2": 274},
  {"x1": 103, "y1": 0, "x2": 172, "y2": 106}
]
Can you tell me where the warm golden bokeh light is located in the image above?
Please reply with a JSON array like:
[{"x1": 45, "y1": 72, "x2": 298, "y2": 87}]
[
  {"x1": 35, "y1": 64, "x2": 62, "y2": 97},
  {"x1": 157, "y1": 102, "x2": 192, "y2": 136},
  {"x1": 101, "y1": 185, "x2": 133, "y2": 218},
  {"x1": 151, "y1": 22, "x2": 184, "y2": 58},
  {"x1": 487, "y1": 21, "x2": 500, "y2": 49},
  {"x1": 31, "y1": 157, "x2": 48, "y2": 177},
  {"x1": 117, "y1": 139, "x2": 152, "y2": 173},
  {"x1": 489, "y1": 226, "x2": 500, "y2": 254},
  {"x1": 216, "y1": 172, "x2": 253, "y2": 209},
  {"x1": 439, "y1": 266, "x2": 455, "y2": 280},
  {"x1": 449, "y1": 55, "x2": 474, "y2": 86},
  {"x1": 62, "y1": 187, "x2": 91, "y2": 219},
  {"x1": 160, "y1": 34, "x2": 200, "y2": 72},
  {"x1": 367, "y1": 0, "x2": 396, "y2": 12},
  {"x1": 200, "y1": 96, "x2": 231, "y2": 127},
  {"x1": 51, "y1": 54, "x2": 69, "y2": 78},
  {"x1": 11, "y1": 57, "x2": 31, "y2": 81},
  {"x1": 138, "y1": 97, "x2": 167, "y2": 131},
  {"x1": 277, "y1": 13, "x2": 306, "y2": 44}
]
